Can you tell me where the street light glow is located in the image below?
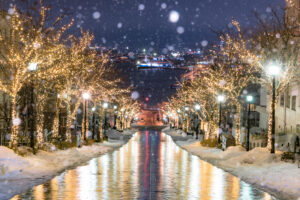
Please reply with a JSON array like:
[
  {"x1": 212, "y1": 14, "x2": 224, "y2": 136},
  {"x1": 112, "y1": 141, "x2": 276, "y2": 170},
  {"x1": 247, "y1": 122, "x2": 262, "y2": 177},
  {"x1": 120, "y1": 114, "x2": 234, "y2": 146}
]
[
  {"x1": 184, "y1": 106, "x2": 189, "y2": 111},
  {"x1": 217, "y1": 95, "x2": 225, "y2": 102},
  {"x1": 82, "y1": 92, "x2": 91, "y2": 100},
  {"x1": 113, "y1": 105, "x2": 118, "y2": 110},
  {"x1": 28, "y1": 62, "x2": 38, "y2": 71},
  {"x1": 92, "y1": 107, "x2": 96, "y2": 112},
  {"x1": 246, "y1": 95, "x2": 253, "y2": 102},
  {"x1": 194, "y1": 104, "x2": 201, "y2": 110},
  {"x1": 267, "y1": 63, "x2": 281, "y2": 76},
  {"x1": 103, "y1": 102, "x2": 109, "y2": 109}
]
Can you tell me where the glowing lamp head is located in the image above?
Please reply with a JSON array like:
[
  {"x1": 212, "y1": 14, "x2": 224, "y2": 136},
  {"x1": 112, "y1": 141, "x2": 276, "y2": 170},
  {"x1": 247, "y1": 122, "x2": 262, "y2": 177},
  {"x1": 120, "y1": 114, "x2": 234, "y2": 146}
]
[
  {"x1": 184, "y1": 106, "x2": 189, "y2": 111},
  {"x1": 217, "y1": 95, "x2": 225, "y2": 103},
  {"x1": 194, "y1": 104, "x2": 201, "y2": 110},
  {"x1": 103, "y1": 102, "x2": 108, "y2": 109},
  {"x1": 113, "y1": 105, "x2": 118, "y2": 110},
  {"x1": 82, "y1": 92, "x2": 91, "y2": 100},
  {"x1": 92, "y1": 107, "x2": 96, "y2": 112},
  {"x1": 246, "y1": 95, "x2": 254, "y2": 103},
  {"x1": 267, "y1": 63, "x2": 281, "y2": 76},
  {"x1": 28, "y1": 62, "x2": 38, "y2": 71}
]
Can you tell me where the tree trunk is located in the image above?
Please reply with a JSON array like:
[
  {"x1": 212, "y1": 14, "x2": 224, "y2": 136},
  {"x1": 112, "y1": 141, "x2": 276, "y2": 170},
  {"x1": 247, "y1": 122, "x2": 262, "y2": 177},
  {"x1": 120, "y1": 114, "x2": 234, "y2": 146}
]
[
  {"x1": 98, "y1": 113, "x2": 103, "y2": 141},
  {"x1": 267, "y1": 103, "x2": 272, "y2": 150},
  {"x1": 35, "y1": 93, "x2": 47, "y2": 147},
  {"x1": 235, "y1": 103, "x2": 241, "y2": 145},
  {"x1": 65, "y1": 102, "x2": 72, "y2": 142},
  {"x1": 52, "y1": 98, "x2": 61, "y2": 138},
  {"x1": 62, "y1": 100, "x2": 81, "y2": 142},
  {"x1": 9, "y1": 95, "x2": 18, "y2": 149}
]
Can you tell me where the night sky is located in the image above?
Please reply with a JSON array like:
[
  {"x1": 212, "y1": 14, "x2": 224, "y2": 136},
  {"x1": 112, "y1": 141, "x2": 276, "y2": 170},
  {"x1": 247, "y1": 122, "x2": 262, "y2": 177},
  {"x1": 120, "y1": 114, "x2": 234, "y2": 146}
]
[
  {"x1": 8, "y1": 0, "x2": 284, "y2": 50},
  {"x1": 6, "y1": 0, "x2": 285, "y2": 106}
]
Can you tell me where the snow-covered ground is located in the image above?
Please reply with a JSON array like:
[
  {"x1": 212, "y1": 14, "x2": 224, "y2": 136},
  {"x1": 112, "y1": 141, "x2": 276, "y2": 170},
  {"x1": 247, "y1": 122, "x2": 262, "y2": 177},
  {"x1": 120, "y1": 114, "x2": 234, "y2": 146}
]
[
  {"x1": 163, "y1": 127, "x2": 300, "y2": 200},
  {"x1": 0, "y1": 129, "x2": 136, "y2": 200}
]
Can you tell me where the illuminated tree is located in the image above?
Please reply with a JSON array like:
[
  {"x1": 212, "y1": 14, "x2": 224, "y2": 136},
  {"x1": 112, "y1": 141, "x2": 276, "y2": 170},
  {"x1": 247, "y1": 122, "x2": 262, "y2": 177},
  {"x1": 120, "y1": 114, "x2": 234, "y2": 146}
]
[
  {"x1": 0, "y1": 6, "x2": 70, "y2": 148},
  {"x1": 217, "y1": 12, "x2": 300, "y2": 148}
]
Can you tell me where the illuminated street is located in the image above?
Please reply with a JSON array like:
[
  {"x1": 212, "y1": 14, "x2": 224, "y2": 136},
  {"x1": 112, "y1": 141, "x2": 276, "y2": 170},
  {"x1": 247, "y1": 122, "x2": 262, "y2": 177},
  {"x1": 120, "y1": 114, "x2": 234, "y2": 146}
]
[
  {"x1": 12, "y1": 129, "x2": 275, "y2": 200},
  {"x1": 1, "y1": 0, "x2": 300, "y2": 199}
]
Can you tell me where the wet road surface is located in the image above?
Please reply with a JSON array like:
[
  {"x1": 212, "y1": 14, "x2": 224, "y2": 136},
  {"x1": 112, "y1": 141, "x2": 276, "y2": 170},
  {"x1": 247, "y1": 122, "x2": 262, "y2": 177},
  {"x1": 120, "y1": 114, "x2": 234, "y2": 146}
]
[{"x1": 12, "y1": 129, "x2": 277, "y2": 200}]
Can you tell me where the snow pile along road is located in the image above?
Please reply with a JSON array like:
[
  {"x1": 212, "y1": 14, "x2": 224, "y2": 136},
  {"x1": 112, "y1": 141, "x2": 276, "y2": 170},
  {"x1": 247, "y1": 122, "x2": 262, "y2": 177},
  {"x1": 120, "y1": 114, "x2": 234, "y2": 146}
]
[
  {"x1": 0, "y1": 129, "x2": 136, "y2": 200},
  {"x1": 179, "y1": 139, "x2": 300, "y2": 199}
]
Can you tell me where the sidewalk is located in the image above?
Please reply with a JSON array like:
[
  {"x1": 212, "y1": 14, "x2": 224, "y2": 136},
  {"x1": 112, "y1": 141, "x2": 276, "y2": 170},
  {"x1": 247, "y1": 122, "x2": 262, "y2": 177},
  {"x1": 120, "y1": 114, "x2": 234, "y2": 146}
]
[
  {"x1": 0, "y1": 129, "x2": 136, "y2": 200},
  {"x1": 163, "y1": 127, "x2": 300, "y2": 200}
]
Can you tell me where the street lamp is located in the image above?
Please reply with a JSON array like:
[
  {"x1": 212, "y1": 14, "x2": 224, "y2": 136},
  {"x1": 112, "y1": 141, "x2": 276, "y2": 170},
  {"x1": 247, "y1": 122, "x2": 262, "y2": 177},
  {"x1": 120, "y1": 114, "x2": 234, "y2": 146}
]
[
  {"x1": 194, "y1": 104, "x2": 201, "y2": 111},
  {"x1": 184, "y1": 106, "x2": 190, "y2": 132},
  {"x1": 246, "y1": 95, "x2": 254, "y2": 151},
  {"x1": 184, "y1": 106, "x2": 189, "y2": 111},
  {"x1": 102, "y1": 102, "x2": 109, "y2": 134},
  {"x1": 92, "y1": 107, "x2": 96, "y2": 140},
  {"x1": 194, "y1": 104, "x2": 201, "y2": 139},
  {"x1": 82, "y1": 92, "x2": 91, "y2": 141},
  {"x1": 217, "y1": 94, "x2": 225, "y2": 143},
  {"x1": 267, "y1": 63, "x2": 281, "y2": 153},
  {"x1": 113, "y1": 105, "x2": 118, "y2": 129}
]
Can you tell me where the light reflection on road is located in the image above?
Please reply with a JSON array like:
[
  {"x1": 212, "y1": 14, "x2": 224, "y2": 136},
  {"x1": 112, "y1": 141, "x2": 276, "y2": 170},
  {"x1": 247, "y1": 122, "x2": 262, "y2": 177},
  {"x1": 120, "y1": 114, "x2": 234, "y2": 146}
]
[{"x1": 12, "y1": 130, "x2": 276, "y2": 200}]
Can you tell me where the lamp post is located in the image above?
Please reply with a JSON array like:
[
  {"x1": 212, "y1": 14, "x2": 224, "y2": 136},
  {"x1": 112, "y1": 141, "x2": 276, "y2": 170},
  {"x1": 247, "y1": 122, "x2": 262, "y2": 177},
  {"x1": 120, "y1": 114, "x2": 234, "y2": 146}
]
[
  {"x1": 28, "y1": 62, "x2": 38, "y2": 152},
  {"x1": 102, "y1": 102, "x2": 109, "y2": 135},
  {"x1": 217, "y1": 95, "x2": 225, "y2": 143},
  {"x1": 177, "y1": 109, "x2": 181, "y2": 129},
  {"x1": 194, "y1": 104, "x2": 201, "y2": 139},
  {"x1": 92, "y1": 107, "x2": 96, "y2": 140},
  {"x1": 267, "y1": 63, "x2": 281, "y2": 154},
  {"x1": 113, "y1": 105, "x2": 118, "y2": 129},
  {"x1": 82, "y1": 92, "x2": 91, "y2": 141},
  {"x1": 246, "y1": 95, "x2": 253, "y2": 151},
  {"x1": 184, "y1": 106, "x2": 189, "y2": 132}
]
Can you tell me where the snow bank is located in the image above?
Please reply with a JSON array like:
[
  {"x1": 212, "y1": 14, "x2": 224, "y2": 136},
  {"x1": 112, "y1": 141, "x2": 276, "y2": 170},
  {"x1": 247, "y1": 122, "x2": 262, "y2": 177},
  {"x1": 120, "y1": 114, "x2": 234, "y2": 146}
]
[
  {"x1": 0, "y1": 129, "x2": 136, "y2": 200},
  {"x1": 0, "y1": 144, "x2": 112, "y2": 180},
  {"x1": 168, "y1": 129, "x2": 300, "y2": 200}
]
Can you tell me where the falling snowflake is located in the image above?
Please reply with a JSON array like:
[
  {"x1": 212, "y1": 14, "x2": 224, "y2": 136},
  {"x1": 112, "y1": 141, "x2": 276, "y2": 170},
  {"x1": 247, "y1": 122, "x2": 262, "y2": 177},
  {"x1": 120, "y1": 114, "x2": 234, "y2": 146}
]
[
  {"x1": 131, "y1": 91, "x2": 139, "y2": 100},
  {"x1": 161, "y1": 3, "x2": 167, "y2": 9},
  {"x1": 12, "y1": 118, "x2": 21, "y2": 126},
  {"x1": 169, "y1": 10, "x2": 180, "y2": 23},
  {"x1": 92, "y1": 11, "x2": 101, "y2": 19},
  {"x1": 33, "y1": 42, "x2": 41, "y2": 49},
  {"x1": 201, "y1": 40, "x2": 208, "y2": 47},
  {"x1": 219, "y1": 80, "x2": 226, "y2": 86},
  {"x1": 77, "y1": 108, "x2": 82, "y2": 114},
  {"x1": 177, "y1": 26, "x2": 185, "y2": 34},
  {"x1": 138, "y1": 4, "x2": 145, "y2": 11},
  {"x1": 117, "y1": 22, "x2": 123, "y2": 28},
  {"x1": 8, "y1": 8, "x2": 15, "y2": 15}
]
